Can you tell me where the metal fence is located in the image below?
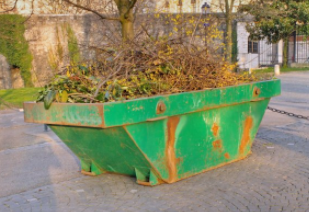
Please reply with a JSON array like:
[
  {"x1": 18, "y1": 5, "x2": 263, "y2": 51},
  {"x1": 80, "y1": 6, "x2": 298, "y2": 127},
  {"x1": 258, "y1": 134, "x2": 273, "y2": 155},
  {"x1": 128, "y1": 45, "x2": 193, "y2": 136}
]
[
  {"x1": 259, "y1": 42, "x2": 279, "y2": 67},
  {"x1": 288, "y1": 33, "x2": 309, "y2": 64}
]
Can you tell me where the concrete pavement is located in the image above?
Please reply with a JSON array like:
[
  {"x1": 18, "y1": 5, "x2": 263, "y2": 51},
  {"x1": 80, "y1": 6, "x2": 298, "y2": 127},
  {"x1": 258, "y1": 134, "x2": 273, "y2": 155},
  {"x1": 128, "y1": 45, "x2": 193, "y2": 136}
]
[{"x1": 0, "y1": 71, "x2": 309, "y2": 212}]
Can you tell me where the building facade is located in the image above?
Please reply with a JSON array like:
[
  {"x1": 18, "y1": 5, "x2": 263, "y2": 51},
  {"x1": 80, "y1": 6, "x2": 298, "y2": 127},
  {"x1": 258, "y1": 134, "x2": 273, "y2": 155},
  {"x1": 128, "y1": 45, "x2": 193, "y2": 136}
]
[{"x1": 237, "y1": 21, "x2": 284, "y2": 70}]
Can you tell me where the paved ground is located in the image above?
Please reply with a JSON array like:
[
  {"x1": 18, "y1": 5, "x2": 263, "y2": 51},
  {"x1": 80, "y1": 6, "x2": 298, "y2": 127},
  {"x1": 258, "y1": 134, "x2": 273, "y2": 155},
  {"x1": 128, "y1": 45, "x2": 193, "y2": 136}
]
[{"x1": 0, "y1": 71, "x2": 309, "y2": 212}]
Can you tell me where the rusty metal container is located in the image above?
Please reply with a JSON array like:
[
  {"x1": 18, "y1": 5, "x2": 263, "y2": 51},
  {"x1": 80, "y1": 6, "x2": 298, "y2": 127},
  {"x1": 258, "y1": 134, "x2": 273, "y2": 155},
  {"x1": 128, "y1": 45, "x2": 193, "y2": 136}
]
[{"x1": 24, "y1": 79, "x2": 281, "y2": 185}]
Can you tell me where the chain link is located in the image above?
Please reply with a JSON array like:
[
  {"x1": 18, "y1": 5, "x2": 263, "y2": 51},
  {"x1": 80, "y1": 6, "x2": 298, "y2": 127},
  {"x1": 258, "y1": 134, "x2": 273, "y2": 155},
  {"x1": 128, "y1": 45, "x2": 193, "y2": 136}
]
[{"x1": 267, "y1": 106, "x2": 309, "y2": 120}]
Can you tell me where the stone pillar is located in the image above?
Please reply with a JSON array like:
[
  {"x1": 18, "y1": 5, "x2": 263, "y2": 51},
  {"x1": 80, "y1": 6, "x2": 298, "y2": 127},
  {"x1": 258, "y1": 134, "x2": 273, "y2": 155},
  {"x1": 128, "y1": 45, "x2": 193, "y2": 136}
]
[
  {"x1": 11, "y1": 68, "x2": 24, "y2": 88},
  {"x1": 0, "y1": 54, "x2": 11, "y2": 89}
]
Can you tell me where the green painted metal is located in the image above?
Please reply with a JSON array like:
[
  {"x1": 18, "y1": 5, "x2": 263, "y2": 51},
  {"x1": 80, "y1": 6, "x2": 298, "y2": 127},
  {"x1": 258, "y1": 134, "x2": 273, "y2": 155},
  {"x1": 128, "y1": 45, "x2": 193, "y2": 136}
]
[{"x1": 24, "y1": 79, "x2": 281, "y2": 185}]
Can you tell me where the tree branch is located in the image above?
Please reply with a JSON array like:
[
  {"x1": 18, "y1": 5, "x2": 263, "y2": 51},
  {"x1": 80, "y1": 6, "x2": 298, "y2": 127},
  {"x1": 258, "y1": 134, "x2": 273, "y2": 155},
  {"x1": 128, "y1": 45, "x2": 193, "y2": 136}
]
[
  {"x1": 230, "y1": 0, "x2": 236, "y2": 13},
  {"x1": 128, "y1": 0, "x2": 137, "y2": 11},
  {"x1": 224, "y1": 0, "x2": 229, "y2": 14},
  {"x1": 114, "y1": 0, "x2": 121, "y2": 8},
  {"x1": 22, "y1": 0, "x2": 35, "y2": 23},
  {"x1": 0, "y1": 0, "x2": 18, "y2": 13},
  {"x1": 63, "y1": 0, "x2": 120, "y2": 21},
  {"x1": 124, "y1": 0, "x2": 137, "y2": 18}
]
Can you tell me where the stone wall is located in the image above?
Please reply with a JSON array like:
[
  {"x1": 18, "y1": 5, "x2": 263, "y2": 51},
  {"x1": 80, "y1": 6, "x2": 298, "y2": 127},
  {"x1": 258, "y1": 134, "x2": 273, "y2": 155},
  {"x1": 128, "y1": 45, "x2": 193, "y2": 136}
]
[
  {"x1": 24, "y1": 14, "x2": 175, "y2": 86},
  {"x1": 0, "y1": 12, "x2": 224, "y2": 88},
  {"x1": 24, "y1": 14, "x2": 123, "y2": 87},
  {"x1": 11, "y1": 68, "x2": 25, "y2": 89},
  {"x1": 0, "y1": 54, "x2": 11, "y2": 89},
  {"x1": 24, "y1": 13, "x2": 221, "y2": 87},
  {"x1": 0, "y1": 55, "x2": 24, "y2": 89}
]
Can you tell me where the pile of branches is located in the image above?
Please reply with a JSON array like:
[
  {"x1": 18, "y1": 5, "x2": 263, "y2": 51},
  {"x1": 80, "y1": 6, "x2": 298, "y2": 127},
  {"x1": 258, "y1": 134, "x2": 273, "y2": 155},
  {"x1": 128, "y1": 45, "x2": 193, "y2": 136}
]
[{"x1": 38, "y1": 37, "x2": 261, "y2": 109}]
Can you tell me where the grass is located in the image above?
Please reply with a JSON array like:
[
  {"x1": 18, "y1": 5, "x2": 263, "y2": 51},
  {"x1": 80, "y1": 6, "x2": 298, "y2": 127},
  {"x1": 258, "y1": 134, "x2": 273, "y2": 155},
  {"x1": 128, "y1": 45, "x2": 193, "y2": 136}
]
[
  {"x1": 0, "y1": 87, "x2": 41, "y2": 110},
  {"x1": 252, "y1": 66, "x2": 309, "y2": 74}
]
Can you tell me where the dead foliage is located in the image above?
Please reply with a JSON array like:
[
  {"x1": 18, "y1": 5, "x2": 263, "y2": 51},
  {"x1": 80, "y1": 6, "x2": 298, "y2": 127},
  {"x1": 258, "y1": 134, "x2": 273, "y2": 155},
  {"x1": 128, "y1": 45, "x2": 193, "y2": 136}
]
[{"x1": 37, "y1": 15, "x2": 267, "y2": 109}]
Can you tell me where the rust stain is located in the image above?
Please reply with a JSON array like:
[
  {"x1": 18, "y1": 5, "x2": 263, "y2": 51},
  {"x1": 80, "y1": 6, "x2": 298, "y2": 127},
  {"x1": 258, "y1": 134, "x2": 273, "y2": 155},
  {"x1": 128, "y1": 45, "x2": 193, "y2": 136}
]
[
  {"x1": 137, "y1": 180, "x2": 151, "y2": 186},
  {"x1": 165, "y1": 116, "x2": 180, "y2": 183},
  {"x1": 212, "y1": 123, "x2": 219, "y2": 137},
  {"x1": 156, "y1": 102, "x2": 167, "y2": 114},
  {"x1": 253, "y1": 87, "x2": 261, "y2": 97},
  {"x1": 97, "y1": 104, "x2": 105, "y2": 128},
  {"x1": 239, "y1": 116, "x2": 253, "y2": 155},
  {"x1": 167, "y1": 154, "x2": 251, "y2": 184},
  {"x1": 176, "y1": 157, "x2": 182, "y2": 164},
  {"x1": 212, "y1": 139, "x2": 222, "y2": 151},
  {"x1": 137, "y1": 178, "x2": 164, "y2": 186},
  {"x1": 23, "y1": 102, "x2": 35, "y2": 123},
  {"x1": 224, "y1": 153, "x2": 230, "y2": 159},
  {"x1": 146, "y1": 116, "x2": 168, "y2": 122},
  {"x1": 24, "y1": 102, "x2": 106, "y2": 128},
  {"x1": 81, "y1": 170, "x2": 96, "y2": 176}
]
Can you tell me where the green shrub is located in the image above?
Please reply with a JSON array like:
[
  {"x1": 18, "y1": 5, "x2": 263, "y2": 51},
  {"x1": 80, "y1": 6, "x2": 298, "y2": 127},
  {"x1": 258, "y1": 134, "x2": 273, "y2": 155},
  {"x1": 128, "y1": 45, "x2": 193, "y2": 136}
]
[{"x1": 0, "y1": 14, "x2": 33, "y2": 87}]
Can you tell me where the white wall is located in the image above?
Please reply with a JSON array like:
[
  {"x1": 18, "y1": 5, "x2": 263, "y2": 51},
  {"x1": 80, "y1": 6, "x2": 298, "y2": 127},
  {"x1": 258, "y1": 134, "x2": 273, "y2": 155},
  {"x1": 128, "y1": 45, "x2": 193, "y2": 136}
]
[
  {"x1": 237, "y1": 22, "x2": 283, "y2": 69},
  {"x1": 237, "y1": 22, "x2": 259, "y2": 69},
  {"x1": 277, "y1": 40, "x2": 283, "y2": 64}
]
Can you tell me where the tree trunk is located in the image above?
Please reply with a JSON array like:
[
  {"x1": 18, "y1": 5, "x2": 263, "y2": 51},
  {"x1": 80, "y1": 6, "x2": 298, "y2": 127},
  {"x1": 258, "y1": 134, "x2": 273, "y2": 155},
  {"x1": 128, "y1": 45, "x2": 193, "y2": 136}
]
[
  {"x1": 283, "y1": 37, "x2": 288, "y2": 68},
  {"x1": 121, "y1": 18, "x2": 134, "y2": 42},
  {"x1": 225, "y1": 17, "x2": 233, "y2": 63},
  {"x1": 116, "y1": 0, "x2": 135, "y2": 42}
]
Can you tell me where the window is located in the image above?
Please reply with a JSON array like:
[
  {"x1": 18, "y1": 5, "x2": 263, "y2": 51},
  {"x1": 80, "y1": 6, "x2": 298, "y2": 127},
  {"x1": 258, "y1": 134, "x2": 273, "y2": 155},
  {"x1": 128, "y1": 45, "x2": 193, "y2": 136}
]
[{"x1": 248, "y1": 40, "x2": 259, "y2": 54}]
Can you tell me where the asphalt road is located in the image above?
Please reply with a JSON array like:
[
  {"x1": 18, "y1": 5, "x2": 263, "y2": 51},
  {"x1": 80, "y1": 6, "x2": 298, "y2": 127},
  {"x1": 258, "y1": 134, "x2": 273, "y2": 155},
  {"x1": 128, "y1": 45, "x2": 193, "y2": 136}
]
[{"x1": 0, "y1": 71, "x2": 309, "y2": 212}]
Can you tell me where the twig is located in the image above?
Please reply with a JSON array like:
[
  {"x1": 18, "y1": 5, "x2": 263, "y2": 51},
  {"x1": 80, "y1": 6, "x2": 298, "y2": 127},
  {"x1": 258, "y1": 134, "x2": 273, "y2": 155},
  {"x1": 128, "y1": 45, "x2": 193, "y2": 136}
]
[
  {"x1": 0, "y1": 0, "x2": 18, "y2": 13},
  {"x1": 63, "y1": 0, "x2": 120, "y2": 21},
  {"x1": 93, "y1": 63, "x2": 123, "y2": 98}
]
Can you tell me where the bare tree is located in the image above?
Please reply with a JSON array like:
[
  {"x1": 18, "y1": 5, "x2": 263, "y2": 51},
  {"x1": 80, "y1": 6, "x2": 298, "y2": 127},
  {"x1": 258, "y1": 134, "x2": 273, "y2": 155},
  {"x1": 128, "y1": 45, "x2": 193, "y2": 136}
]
[
  {"x1": 61, "y1": 0, "x2": 137, "y2": 41},
  {"x1": 210, "y1": 0, "x2": 254, "y2": 62},
  {"x1": 1, "y1": 0, "x2": 138, "y2": 41}
]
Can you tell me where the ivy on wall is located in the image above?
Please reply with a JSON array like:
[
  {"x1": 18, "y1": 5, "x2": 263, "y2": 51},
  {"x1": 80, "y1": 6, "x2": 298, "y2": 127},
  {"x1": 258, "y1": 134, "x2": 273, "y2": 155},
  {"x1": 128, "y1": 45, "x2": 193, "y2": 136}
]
[
  {"x1": 0, "y1": 14, "x2": 33, "y2": 87},
  {"x1": 48, "y1": 26, "x2": 65, "y2": 72},
  {"x1": 66, "y1": 24, "x2": 80, "y2": 66},
  {"x1": 47, "y1": 23, "x2": 80, "y2": 73},
  {"x1": 231, "y1": 22, "x2": 238, "y2": 63}
]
